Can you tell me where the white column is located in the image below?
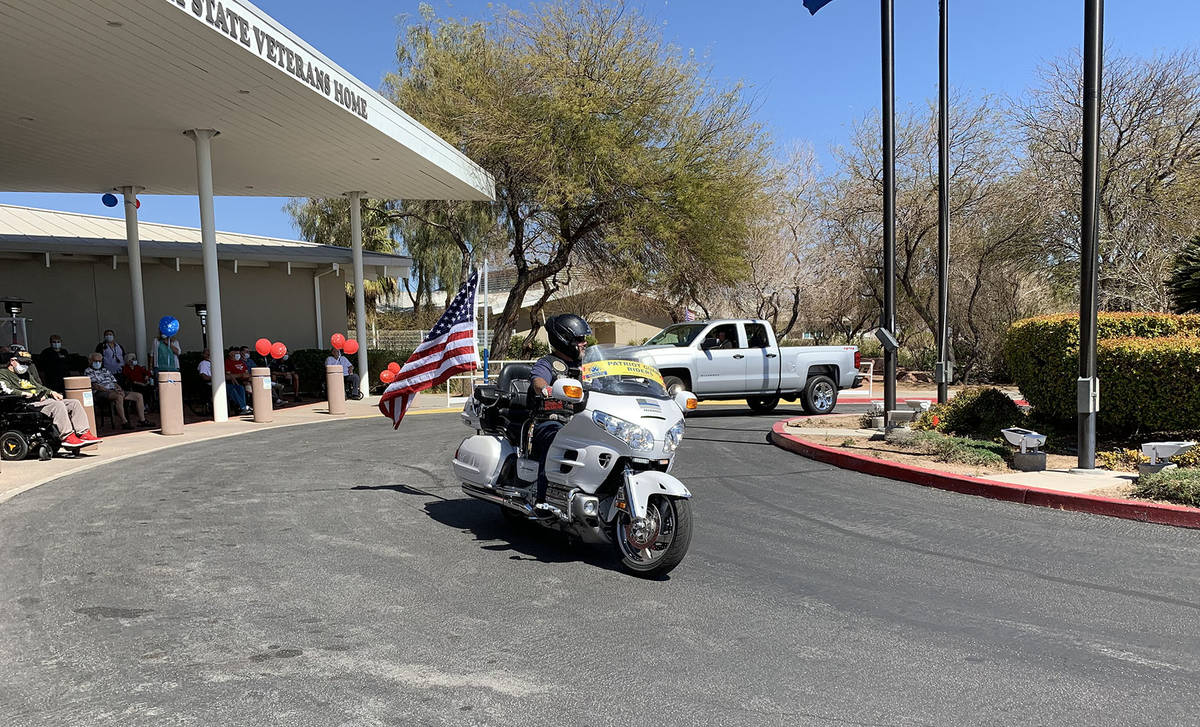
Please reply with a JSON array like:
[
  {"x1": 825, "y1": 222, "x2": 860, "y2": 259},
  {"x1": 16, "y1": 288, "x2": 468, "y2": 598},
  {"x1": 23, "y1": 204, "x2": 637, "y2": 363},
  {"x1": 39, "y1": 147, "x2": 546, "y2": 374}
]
[
  {"x1": 347, "y1": 191, "x2": 368, "y2": 386},
  {"x1": 120, "y1": 186, "x2": 147, "y2": 367},
  {"x1": 185, "y1": 129, "x2": 228, "y2": 422}
]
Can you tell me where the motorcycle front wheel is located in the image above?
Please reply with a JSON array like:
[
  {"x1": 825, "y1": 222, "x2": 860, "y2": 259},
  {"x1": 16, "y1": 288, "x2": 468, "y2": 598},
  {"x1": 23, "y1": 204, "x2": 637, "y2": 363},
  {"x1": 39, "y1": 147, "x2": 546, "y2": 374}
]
[{"x1": 614, "y1": 496, "x2": 693, "y2": 578}]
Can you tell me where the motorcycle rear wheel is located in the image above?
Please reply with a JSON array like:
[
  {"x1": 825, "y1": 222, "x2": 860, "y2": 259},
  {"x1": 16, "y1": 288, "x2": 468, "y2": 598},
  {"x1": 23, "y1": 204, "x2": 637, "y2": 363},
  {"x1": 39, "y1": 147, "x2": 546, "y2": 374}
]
[{"x1": 615, "y1": 496, "x2": 692, "y2": 578}]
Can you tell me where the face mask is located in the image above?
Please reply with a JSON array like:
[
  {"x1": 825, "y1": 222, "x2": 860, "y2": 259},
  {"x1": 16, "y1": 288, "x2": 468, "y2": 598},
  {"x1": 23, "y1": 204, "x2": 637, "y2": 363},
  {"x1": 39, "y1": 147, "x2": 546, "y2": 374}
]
[
  {"x1": 14, "y1": 363, "x2": 28, "y2": 375},
  {"x1": 104, "y1": 335, "x2": 114, "y2": 343},
  {"x1": 51, "y1": 342, "x2": 61, "y2": 350},
  {"x1": 92, "y1": 361, "x2": 102, "y2": 370},
  {"x1": 282, "y1": 355, "x2": 289, "y2": 361},
  {"x1": 130, "y1": 360, "x2": 138, "y2": 367},
  {"x1": 233, "y1": 354, "x2": 241, "y2": 361}
]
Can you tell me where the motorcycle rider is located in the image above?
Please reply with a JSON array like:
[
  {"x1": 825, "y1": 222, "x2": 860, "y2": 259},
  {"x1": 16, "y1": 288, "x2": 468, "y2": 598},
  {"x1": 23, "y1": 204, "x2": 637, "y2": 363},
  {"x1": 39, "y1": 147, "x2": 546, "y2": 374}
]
[{"x1": 528, "y1": 314, "x2": 592, "y2": 503}]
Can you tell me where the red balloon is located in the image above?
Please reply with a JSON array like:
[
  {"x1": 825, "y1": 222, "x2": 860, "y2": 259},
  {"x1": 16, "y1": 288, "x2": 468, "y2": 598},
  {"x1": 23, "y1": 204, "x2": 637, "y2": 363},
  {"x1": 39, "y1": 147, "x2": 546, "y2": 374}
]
[
  {"x1": 271, "y1": 342, "x2": 287, "y2": 359},
  {"x1": 330, "y1": 333, "x2": 346, "y2": 349},
  {"x1": 343, "y1": 339, "x2": 359, "y2": 355},
  {"x1": 255, "y1": 337, "x2": 272, "y2": 356},
  {"x1": 387, "y1": 362, "x2": 401, "y2": 374},
  {"x1": 379, "y1": 369, "x2": 396, "y2": 384}
]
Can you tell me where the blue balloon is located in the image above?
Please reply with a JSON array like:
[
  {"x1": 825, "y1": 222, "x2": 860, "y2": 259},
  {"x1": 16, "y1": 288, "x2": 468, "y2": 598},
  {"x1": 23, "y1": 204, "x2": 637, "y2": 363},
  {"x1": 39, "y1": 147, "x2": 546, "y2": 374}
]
[
  {"x1": 101, "y1": 193, "x2": 118, "y2": 207},
  {"x1": 158, "y1": 316, "x2": 180, "y2": 336}
]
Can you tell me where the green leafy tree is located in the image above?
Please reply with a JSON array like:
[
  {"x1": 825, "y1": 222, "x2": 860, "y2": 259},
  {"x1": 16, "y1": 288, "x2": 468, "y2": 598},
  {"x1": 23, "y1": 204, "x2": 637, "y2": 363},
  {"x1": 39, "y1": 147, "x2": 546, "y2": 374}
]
[
  {"x1": 1170, "y1": 236, "x2": 1200, "y2": 313},
  {"x1": 384, "y1": 0, "x2": 770, "y2": 357}
]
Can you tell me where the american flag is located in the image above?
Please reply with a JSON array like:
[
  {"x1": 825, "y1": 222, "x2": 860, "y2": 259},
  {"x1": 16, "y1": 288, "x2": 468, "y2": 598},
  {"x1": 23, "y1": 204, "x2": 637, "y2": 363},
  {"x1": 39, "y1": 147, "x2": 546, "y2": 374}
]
[
  {"x1": 684, "y1": 309, "x2": 696, "y2": 321},
  {"x1": 378, "y1": 270, "x2": 478, "y2": 428}
]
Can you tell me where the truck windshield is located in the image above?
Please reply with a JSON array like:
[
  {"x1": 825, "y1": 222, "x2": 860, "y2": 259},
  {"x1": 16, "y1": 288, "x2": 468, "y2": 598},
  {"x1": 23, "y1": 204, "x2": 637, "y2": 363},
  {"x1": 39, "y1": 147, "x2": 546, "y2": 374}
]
[{"x1": 645, "y1": 324, "x2": 708, "y2": 347}]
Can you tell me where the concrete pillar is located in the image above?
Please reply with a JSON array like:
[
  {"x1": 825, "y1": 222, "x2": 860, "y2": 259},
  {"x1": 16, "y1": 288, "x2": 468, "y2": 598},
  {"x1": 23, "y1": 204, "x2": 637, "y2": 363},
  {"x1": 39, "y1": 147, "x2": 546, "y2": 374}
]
[
  {"x1": 64, "y1": 376, "x2": 97, "y2": 442},
  {"x1": 326, "y1": 365, "x2": 347, "y2": 415},
  {"x1": 121, "y1": 186, "x2": 147, "y2": 366},
  {"x1": 184, "y1": 129, "x2": 227, "y2": 422},
  {"x1": 157, "y1": 371, "x2": 184, "y2": 435},
  {"x1": 250, "y1": 367, "x2": 274, "y2": 423},
  {"x1": 347, "y1": 191, "x2": 369, "y2": 387}
]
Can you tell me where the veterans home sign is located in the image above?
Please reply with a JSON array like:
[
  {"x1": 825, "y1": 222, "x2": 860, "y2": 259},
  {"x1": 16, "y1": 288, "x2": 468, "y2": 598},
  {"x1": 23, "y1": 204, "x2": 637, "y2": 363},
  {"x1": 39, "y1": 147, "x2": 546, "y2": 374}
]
[{"x1": 165, "y1": 0, "x2": 370, "y2": 120}]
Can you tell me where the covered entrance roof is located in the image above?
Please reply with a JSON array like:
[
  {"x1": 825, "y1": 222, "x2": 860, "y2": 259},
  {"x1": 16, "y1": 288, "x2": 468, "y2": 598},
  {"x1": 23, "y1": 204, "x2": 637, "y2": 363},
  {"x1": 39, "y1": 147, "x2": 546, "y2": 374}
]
[
  {"x1": 0, "y1": 205, "x2": 411, "y2": 278},
  {"x1": 0, "y1": 0, "x2": 494, "y2": 200}
]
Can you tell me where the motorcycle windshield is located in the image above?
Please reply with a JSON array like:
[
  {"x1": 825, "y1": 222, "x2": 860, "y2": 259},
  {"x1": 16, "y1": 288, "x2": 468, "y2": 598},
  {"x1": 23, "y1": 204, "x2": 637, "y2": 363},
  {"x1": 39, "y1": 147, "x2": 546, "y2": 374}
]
[{"x1": 579, "y1": 355, "x2": 669, "y2": 399}]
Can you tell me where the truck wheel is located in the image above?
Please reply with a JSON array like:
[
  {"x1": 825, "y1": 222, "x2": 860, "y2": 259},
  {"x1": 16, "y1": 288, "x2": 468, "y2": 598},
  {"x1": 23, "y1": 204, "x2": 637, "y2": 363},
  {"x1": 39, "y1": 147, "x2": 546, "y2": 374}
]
[
  {"x1": 663, "y1": 376, "x2": 687, "y2": 397},
  {"x1": 747, "y1": 396, "x2": 780, "y2": 414},
  {"x1": 801, "y1": 375, "x2": 838, "y2": 415}
]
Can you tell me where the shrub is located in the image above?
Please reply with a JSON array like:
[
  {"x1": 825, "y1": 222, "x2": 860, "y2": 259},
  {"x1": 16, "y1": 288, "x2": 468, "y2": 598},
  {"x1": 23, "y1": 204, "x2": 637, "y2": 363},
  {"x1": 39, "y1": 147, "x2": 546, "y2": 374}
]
[
  {"x1": 1095, "y1": 448, "x2": 1148, "y2": 472},
  {"x1": 884, "y1": 428, "x2": 1007, "y2": 467},
  {"x1": 1133, "y1": 468, "x2": 1200, "y2": 508},
  {"x1": 1096, "y1": 336, "x2": 1200, "y2": 433},
  {"x1": 1171, "y1": 447, "x2": 1200, "y2": 468},
  {"x1": 1004, "y1": 313, "x2": 1200, "y2": 432},
  {"x1": 508, "y1": 335, "x2": 551, "y2": 359},
  {"x1": 934, "y1": 386, "x2": 1023, "y2": 439}
]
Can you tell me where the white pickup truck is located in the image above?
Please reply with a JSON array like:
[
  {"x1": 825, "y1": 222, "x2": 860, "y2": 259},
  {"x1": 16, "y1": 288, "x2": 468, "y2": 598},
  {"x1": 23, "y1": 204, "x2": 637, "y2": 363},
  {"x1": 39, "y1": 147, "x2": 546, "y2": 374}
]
[{"x1": 601, "y1": 319, "x2": 862, "y2": 414}]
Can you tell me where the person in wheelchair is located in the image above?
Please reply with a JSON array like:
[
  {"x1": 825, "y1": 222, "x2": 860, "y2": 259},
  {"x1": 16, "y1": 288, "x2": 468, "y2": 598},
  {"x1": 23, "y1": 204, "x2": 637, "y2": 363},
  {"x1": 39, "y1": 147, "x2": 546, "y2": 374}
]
[
  {"x1": 0, "y1": 347, "x2": 100, "y2": 452},
  {"x1": 528, "y1": 314, "x2": 592, "y2": 504}
]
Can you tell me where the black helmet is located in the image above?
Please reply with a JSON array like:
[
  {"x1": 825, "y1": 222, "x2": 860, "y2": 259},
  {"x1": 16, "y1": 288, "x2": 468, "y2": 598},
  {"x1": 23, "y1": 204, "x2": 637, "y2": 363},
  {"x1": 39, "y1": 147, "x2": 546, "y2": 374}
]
[{"x1": 546, "y1": 314, "x2": 592, "y2": 360}]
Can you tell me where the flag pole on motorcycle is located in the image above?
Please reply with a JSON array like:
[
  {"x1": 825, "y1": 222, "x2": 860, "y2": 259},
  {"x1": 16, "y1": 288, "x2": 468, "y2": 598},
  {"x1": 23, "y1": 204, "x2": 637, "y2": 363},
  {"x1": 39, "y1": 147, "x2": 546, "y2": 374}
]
[
  {"x1": 378, "y1": 269, "x2": 480, "y2": 428},
  {"x1": 805, "y1": 0, "x2": 898, "y2": 417}
]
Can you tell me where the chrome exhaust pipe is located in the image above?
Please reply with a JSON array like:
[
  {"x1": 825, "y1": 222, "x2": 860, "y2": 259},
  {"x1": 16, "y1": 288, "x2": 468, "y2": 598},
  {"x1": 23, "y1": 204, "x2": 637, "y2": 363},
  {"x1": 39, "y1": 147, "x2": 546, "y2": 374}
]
[{"x1": 462, "y1": 484, "x2": 534, "y2": 516}]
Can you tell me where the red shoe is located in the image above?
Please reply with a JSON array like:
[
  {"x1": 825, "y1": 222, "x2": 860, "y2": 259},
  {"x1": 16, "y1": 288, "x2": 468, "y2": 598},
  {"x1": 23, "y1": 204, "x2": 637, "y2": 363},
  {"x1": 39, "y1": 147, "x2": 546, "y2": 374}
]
[
  {"x1": 79, "y1": 431, "x2": 103, "y2": 443},
  {"x1": 61, "y1": 433, "x2": 85, "y2": 448}
]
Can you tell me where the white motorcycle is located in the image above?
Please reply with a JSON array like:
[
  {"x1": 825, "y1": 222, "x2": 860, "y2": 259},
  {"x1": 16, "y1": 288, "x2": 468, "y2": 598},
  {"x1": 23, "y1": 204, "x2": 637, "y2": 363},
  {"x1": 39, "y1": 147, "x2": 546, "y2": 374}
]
[{"x1": 453, "y1": 353, "x2": 697, "y2": 577}]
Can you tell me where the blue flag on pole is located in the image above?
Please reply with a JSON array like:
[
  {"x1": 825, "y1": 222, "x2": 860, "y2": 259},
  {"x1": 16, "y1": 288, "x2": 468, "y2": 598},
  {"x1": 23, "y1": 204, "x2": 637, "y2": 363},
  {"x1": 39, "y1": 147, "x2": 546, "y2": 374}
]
[{"x1": 803, "y1": 0, "x2": 836, "y2": 14}]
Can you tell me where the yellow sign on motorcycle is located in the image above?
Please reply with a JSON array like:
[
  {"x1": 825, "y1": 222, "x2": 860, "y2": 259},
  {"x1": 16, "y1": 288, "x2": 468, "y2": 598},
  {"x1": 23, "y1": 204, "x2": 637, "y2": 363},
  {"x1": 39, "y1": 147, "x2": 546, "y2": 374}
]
[{"x1": 581, "y1": 359, "x2": 665, "y2": 388}]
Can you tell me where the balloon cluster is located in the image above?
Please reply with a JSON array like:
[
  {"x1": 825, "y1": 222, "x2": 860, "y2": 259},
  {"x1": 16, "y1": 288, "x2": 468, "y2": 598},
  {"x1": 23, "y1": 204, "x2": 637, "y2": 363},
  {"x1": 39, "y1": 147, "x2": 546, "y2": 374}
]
[
  {"x1": 330, "y1": 332, "x2": 359, "y2": 355},
  {"x1": 158, "y1": 315, "x2": 180, "y2": 337},
  {"x1": 379, "y1": 361, "x2": 401, "y2": 384},
  {"x1": 255, "y1": 337, "x2": 289, "y2": 360},
  {"x1": 101, "y1": 193, "x2": 139, "y2": 209}
]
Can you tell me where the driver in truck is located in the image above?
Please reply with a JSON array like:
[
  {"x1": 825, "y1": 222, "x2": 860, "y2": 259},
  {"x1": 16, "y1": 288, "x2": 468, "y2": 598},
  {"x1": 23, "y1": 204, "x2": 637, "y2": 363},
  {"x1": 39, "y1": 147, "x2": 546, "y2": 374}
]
[{"x1": 529, "y1": 314, "x2": 592, "y2": 504}]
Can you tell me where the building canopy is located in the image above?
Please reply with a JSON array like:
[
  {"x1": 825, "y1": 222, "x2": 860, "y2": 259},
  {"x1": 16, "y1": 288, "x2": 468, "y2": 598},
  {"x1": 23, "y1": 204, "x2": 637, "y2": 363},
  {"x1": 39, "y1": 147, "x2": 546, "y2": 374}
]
[{"x1": 0, "y1": 0, "x2": 494, "y2": 201}]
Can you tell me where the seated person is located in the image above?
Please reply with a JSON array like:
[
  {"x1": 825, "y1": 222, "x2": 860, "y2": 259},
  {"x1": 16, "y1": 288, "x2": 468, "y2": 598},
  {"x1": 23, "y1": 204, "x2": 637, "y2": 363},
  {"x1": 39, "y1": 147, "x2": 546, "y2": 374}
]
[
  {"x1": 123, "y1": 352, "x2": 156, "y2": 409},
  {"x1": 325, "y1": 348, "x2": 362, "y2": 400},
  {"x1": 269, "y1": 352, "x2": 302, "y2": 401},
  {"x1": 197, "y1": 348, "x2": 248, "y2": 414},
  {"x1": 150, "y1": 332, "x2": 181, "y2": 374},
  {"x1": 1, "y1": 347, "x2": 101, "y2": 449},
  {"x1": 38, "y1": 334, "x2": 72, "y2": 393},
  {"x1": 703, "y1": 328, "x2": 736, "y2": 350},
  {"x1": 224, "y1": 348, "x2": 253, "y2": 414},
  {"x1": 88, "y1": 352, "x2": 149, "y2": 429}
]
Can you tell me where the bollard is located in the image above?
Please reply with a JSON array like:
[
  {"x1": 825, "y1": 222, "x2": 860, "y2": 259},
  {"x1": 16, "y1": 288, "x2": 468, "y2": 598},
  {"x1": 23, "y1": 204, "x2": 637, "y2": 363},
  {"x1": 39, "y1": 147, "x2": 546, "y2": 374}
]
[
  {"x1": 250, "y1": 367, "x2": 274, "y2": 423},
  {"x1": 157, "y1": 371, "x2": 184, "y2": 435},
  {"x1": 325, "y1": 364, "x2": 347, "y2": 415},
  {"x1": 64, "y1": 376, "x2": 98, "y2": 444}
]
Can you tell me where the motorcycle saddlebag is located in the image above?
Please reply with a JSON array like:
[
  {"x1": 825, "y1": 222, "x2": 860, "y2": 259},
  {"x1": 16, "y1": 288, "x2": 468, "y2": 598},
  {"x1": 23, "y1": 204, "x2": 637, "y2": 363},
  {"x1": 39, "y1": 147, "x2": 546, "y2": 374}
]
[{"x1": 452, "y1": 435, "x2": 511, "y2": 488}]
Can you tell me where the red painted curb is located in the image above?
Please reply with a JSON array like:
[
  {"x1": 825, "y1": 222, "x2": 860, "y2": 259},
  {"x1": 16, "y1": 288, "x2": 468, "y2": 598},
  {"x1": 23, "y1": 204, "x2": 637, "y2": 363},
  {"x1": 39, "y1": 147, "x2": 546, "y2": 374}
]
[{"x1": 770, "y1": 419, "x2": 1200, "y2": 529}]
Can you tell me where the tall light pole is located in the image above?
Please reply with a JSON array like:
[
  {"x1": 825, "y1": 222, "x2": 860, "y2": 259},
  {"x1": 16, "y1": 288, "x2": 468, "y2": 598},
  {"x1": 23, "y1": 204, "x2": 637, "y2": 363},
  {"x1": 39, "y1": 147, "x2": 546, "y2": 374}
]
[
  {"x1": 936, "y1": 0, "x2": 951, "y2": 404},
  {"x1": 881, "y1": 0, "x2": 897, "y2": 417},
  {"x1": 1077, "y1": 0, "x2": 1104, "y2": 469}
]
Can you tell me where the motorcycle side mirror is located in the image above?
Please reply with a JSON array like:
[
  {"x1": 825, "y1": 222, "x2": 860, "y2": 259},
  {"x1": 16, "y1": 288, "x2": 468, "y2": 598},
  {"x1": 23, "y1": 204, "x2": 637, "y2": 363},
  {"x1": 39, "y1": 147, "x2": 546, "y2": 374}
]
[
  {"x1": 674, "y1": 390, "x2": 698, "y2": 414},
  {"x1": 552, "y1": 378, "x2": 585, "y2": 403}
]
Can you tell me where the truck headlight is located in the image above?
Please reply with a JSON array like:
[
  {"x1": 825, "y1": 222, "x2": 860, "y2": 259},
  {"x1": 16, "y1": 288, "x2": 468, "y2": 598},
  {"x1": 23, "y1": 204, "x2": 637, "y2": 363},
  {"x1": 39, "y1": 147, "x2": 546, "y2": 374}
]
[
  {"x1": 663, "y1": 420, "x2": 685, "y2": 453},
  {"x1": 592, "y1": 411, "x2": 655, "y2": 452}
]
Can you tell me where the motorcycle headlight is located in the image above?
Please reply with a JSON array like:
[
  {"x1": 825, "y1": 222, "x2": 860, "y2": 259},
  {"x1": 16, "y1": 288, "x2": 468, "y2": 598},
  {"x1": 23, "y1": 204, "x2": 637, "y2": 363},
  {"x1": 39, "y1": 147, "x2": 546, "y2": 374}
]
[
  {"x1": 663, "y1": 420, "x2": 685, "y2": 453},
  {"x1": 592, "y1": 411, "x2": 655, "y2": 452}
]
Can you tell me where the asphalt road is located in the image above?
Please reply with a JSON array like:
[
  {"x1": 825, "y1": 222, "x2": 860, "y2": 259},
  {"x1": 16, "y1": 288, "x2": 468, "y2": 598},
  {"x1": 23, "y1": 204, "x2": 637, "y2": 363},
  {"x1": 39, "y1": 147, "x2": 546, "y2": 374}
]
[{"x1": 2, "y1": 403, "x2": 1200, "y2": 726}]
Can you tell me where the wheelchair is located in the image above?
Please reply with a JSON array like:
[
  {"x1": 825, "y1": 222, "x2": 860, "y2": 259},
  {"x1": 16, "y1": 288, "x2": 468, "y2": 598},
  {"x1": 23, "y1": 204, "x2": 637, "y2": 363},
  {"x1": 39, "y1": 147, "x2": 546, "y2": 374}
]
[{"x1": 0, "y1": 394, "x2": 63, "y2": 461}]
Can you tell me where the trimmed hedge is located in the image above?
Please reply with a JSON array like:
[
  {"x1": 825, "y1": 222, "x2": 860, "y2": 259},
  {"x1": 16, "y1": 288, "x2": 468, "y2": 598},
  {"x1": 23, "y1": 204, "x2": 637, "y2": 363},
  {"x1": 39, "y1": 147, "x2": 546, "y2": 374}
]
[{"x1": 1004, "y1": 313, "x2": 1200, "y2": 433}]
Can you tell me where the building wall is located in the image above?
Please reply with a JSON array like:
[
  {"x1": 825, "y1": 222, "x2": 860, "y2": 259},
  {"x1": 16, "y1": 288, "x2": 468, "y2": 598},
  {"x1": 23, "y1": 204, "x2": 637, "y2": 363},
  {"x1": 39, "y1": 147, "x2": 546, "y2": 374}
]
[
  {"x1": 513, "y1": 310, "x2": 669, "y2": 347},
  {"x1": 1, "y1": 257, "x2": 347, "y2": 356}
]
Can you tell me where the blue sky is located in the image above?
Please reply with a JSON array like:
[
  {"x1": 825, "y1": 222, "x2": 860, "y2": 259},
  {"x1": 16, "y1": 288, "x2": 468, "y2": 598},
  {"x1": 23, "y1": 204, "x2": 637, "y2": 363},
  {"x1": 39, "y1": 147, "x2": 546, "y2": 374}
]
[{"x1": 3, "y1": 0, "x2": 1198, "y2": 240}]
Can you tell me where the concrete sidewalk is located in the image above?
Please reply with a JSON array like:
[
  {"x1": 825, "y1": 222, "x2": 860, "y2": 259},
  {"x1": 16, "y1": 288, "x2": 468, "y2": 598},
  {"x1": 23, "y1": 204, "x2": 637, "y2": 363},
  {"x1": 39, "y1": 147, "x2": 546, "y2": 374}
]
[{"x1": 0, "y1": 392, "x2": 460, "y2": 505}]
